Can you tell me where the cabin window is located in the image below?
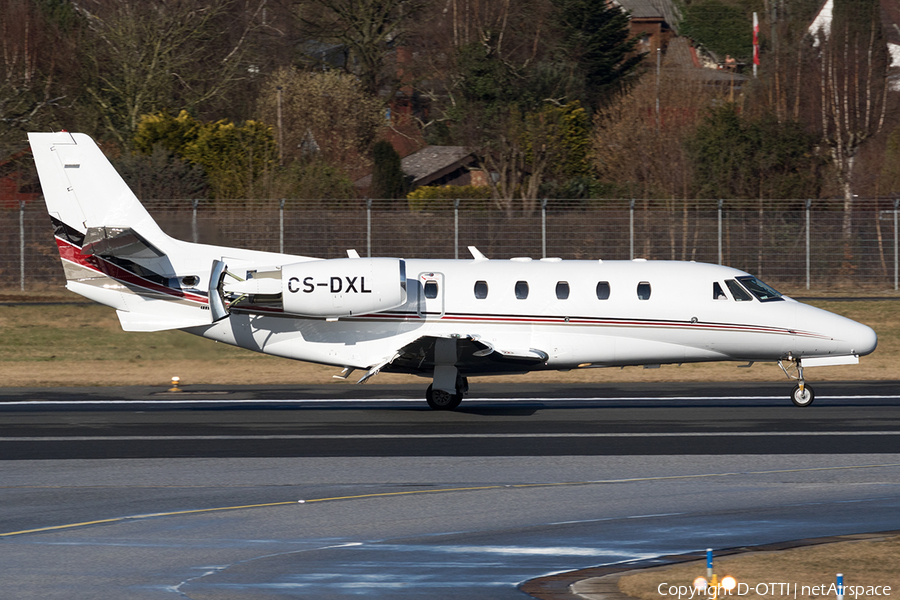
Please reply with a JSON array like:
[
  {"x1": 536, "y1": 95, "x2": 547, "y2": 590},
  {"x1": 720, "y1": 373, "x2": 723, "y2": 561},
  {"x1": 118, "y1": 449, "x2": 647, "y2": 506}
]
[
  {"x1": 713, "y1": 281, "x2": 727, "y2": 300},
  {"x1": 474, "y1": 280, "x2": 488, "y2": 299},
  {"x1": 596, "y1": 281, "x2": 610, "y2": 300},
  {"x1": 725, "y1": 279, "x2": 754, "y2": 301},
  {"x1": 637, "y1": 281, "x2": 651, "y2": 300},
  {"x1": 556, "y1": 281, "x2": 570, "y2": 300},
  {"x1": 515, "y1": 280, "x2": 529, "y2": 299},
  {"x1": 736, "y1": 276, "x2": 784, "y2": 302},
  {"x1": 423, "y1": 280, "x2": 439, "y2": 299}
]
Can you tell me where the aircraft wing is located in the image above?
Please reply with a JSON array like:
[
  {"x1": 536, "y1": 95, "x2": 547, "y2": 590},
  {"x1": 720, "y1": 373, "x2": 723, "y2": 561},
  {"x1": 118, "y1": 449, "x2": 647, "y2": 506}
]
[{"x1": 367, "y1": 334, "x2": 548, "y2": 380}]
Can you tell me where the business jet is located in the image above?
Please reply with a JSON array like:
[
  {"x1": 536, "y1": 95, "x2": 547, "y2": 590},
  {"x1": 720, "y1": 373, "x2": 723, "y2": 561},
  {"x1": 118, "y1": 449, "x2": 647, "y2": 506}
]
[{"x1": 28, "y1": 132, "x2": 877, "y2": 409}]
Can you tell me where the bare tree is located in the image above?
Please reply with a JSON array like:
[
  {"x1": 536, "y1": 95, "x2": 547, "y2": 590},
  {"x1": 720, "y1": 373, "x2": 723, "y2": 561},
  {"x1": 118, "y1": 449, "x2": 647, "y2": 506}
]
[
  {"x1": 592, "y1": 71, "x2": 720, "y2": 200},
  {"x1": 0, "y1": 0, "x2": 73, "y2": 146},
  {"x1": 78, "y1": 0, "x2": 267, "y2": 145},
  {"x1": 256, "y1": 68, "x2": 383, "y2": 178},
  {"x1": 294, "y1": 0, "x2": 426, "y2": 97},
  {"x1": 807, "y1": 0, "x2": 889, "y2": 248}
]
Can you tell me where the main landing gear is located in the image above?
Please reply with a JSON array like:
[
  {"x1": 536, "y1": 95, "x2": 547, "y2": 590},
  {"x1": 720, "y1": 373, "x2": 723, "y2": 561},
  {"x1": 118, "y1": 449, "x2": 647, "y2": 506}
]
[
  {"x1": 779, "y1": 356, "x2": 815, "y2": 407},
  {"x1": 425, "y1": 376, "x2": 468, "y2": 411}
]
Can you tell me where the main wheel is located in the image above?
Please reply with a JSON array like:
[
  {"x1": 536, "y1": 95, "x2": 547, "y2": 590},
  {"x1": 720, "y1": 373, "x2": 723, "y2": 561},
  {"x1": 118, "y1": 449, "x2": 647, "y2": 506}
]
[
  {"x1": 426, "y1": 384, "x2": 462, "y2": 410},
  {"x1": 791, "y1": 383, "x2": 815, "y2": 407}
]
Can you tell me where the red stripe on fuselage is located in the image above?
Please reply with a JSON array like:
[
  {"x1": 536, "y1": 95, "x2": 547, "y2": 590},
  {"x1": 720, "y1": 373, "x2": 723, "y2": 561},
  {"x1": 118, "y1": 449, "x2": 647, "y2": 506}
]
[
  {"x1": 351, "y1": 311, "x2": 829, "y2": 339},
  {"x1": 55, "y1": 237, "x2": 208, "y2": 304}
]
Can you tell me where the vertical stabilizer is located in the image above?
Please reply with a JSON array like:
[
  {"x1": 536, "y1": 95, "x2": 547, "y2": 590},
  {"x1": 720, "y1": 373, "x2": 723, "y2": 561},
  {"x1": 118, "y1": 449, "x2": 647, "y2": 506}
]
[{"x1": 28, "y1": 132, "x2": 169, "y2": 247}]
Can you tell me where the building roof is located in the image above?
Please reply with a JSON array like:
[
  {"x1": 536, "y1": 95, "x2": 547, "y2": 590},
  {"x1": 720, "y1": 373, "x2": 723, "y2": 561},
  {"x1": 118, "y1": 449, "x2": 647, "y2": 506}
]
[
  {"x1": 354, "y1": 145, "x2": 477, "y2": 190},
  {"x1": 614, "y1": 0, "x2": 681, "y2": 30},
  {"x1": 400, "y1": 146, "x2": 474, "y2": 187}
]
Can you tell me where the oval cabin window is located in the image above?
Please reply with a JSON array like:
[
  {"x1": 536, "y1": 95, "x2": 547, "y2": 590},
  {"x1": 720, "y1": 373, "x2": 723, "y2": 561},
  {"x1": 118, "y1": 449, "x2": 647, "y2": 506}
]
[
  {"x1": 474, "y1": 280, "x2": 488, "y2": 299},
  {"x1": 556, "y1": 281, "x2": 570, "y2": 299},
  {"x1": 637, "y1": 281, "x2": 651, "y2": 300},
  {"x1": 596, "y1": 281, "x2": 610, "y2": 300},
  {"x1": 424, "y1": 280, "x2": 439, "y2": 299},
  {"x1": 515, "y1": 281, "x2": 529, "y2": 299}
]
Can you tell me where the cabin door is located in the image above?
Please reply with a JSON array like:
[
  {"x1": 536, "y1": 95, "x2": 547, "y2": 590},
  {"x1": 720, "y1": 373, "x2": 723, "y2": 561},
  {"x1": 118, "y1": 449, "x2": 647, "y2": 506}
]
[{"x1": 417, "y1": 272, "x2": 445, "y2": 319}]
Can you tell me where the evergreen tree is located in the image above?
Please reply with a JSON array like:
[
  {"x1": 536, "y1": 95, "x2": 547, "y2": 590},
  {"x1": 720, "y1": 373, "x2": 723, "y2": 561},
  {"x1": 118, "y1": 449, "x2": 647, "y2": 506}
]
[
  {"x1": 679, "y1": 0, "x2": 752, "y2": 60},
  {"x1": 550, "y1": 0, "x2": 644, "y2": 111},
  {"x1": 369, "y1": 141, "x2": 408, "y2": 200},
  {"x1": 688, "y1": 104, "x2": 823, "y2": 202}
]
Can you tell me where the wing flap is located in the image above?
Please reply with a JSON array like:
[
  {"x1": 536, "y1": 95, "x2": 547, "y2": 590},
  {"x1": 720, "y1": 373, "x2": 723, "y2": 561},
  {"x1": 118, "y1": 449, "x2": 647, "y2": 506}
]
[{"x1": 370, "y1": 334, "x2": 548, "y2": 379}]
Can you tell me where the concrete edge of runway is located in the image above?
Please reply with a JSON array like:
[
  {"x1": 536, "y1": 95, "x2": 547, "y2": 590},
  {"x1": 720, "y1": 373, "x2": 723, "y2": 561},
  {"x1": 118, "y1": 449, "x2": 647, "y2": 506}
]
[{"x1": 520, "y1": 530, "x2": 900, "y2": 600}]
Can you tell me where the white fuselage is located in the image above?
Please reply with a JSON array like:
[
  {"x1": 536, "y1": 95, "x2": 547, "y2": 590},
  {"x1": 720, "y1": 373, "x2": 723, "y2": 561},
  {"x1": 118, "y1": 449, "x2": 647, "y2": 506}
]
[{"x1": 183, "y1": 255, "x2": 876, "y2": 376}]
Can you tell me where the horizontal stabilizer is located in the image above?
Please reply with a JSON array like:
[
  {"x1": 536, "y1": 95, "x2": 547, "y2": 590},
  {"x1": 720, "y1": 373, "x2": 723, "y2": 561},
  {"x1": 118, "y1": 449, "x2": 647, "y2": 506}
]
[
  {"x1": 116, "y1": 310, "x2": 211, "y2": 332},
  {"x1": 82, "y1": 226, "x2": 166, "y2": 260}
]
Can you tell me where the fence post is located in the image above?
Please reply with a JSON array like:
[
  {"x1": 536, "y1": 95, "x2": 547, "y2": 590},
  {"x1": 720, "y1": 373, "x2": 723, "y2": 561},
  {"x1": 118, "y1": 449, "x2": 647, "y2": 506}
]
[
  {"x1": 19, "y1": 200, "x2": 25, "y2": 292},
  {"x1": 629, "y1": 199, "x2": 635, "y2": 260},
  {"x1": 541, "y1": 198, "x2": 548, "y2": 258},
  {"x1": 279, "y1": 198, "x2": 285, "y2": 254},
  {"x1": 717, "y1": 199, "x2": 723, "y2": 265},
  {"x1": 806, "y1": 199, "x2": 811, "y2": 290},
  {"x1": 454, "y1": 198, "x2": 460, "y2": 260},
  {"x1": 191, "y1": 199, "x2": 199, "y2": 244},
  {"x1": 366, "y1": 198, "x2": 372, "y2": 258},
  {"x1": 894, "y1": 199, "x2": 898, "y2": 291}
]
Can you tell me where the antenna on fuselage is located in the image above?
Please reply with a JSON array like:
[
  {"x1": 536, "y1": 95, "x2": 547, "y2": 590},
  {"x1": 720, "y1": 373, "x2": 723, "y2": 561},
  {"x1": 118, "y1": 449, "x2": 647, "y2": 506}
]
[{"x1": 468, "y1": 246, "x2": 488, "y2": 260}]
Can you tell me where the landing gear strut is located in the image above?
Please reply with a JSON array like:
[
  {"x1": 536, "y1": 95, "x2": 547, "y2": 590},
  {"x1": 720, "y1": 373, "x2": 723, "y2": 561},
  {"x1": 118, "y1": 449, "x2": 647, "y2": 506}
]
[
  {"x1": 425, "y1": 376, "x2": 468, "y2": 411},
  {"x1": 779, "y1": 356, "x2": 815, "y2": 407}
]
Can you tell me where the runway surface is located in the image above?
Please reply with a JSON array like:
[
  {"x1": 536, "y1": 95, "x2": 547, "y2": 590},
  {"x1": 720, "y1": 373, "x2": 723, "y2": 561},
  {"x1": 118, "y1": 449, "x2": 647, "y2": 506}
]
[{"x1": 2, "y1": 381, "x2": 900, "y2": 599}]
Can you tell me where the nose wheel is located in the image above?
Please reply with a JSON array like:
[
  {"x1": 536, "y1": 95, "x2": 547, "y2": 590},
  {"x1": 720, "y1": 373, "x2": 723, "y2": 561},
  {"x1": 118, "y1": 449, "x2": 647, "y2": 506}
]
[
  {"x1": 779, "y1": 357, "x2": 815, "y2": 407},
  {"x1": 791, "y1": 383, "x2": 815, "y2": 407}
]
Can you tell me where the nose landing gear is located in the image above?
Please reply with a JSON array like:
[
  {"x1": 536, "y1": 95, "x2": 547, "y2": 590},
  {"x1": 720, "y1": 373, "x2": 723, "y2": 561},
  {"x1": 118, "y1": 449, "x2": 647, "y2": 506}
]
[{"x1": 779, "y1": 356, "x2": 815, "y2": 407}]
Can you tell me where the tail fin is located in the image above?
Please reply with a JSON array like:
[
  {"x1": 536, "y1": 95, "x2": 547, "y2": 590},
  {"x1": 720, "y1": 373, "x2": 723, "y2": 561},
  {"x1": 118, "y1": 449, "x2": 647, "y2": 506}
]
[
  {"x1": 28, "y1": 132, "x2": 169, "y2": 247},
  {"x1": 29, "y1": 132, "x2": 291, "y2": 332},
  {"x1": 28, "y1": 132, "x2": 213, "y2": 331}
]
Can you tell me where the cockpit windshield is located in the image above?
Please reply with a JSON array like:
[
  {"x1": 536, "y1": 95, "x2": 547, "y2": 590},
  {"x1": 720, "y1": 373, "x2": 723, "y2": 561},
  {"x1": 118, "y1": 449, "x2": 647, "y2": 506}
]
[{"x1": 735, "y1": 276, "x2": 783, "y2": 302}]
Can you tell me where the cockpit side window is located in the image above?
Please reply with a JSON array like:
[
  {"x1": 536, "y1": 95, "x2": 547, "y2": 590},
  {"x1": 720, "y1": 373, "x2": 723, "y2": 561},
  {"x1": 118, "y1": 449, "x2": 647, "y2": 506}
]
[
  {"x1": 736, "y1": 276, "x2": 784, "y2": 302},
  {"x1": 713, "y1": 282, "x2": 727, "y2": 300},
  {"x1": 725, "y1": 279, "x2": 753, "y2": 301}
]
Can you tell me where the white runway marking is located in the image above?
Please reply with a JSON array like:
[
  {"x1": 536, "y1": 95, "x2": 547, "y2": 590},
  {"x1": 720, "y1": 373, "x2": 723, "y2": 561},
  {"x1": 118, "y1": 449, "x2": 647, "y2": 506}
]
[
  {"x1": 1, "y1": 394, "x2": 898, "y2": 408},
  {"x1": 4, "y1": 431, "x2": 900, "y2": 441}
]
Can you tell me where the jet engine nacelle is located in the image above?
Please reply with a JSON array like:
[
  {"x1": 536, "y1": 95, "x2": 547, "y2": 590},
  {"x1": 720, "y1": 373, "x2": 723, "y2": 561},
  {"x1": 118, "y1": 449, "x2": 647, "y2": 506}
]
[{"x1": 281, "y1": 258, "x2": 407, "y2": 318}]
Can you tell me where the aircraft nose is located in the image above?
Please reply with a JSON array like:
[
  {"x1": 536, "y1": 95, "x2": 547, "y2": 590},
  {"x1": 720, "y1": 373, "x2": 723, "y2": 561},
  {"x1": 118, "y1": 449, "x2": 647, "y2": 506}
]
[
  {"x1": 798, "y1": 304, "x2": 877, "y2": 357},
  {"x1": 845, "y1": 320, "x2": 877, "y2": 356}
]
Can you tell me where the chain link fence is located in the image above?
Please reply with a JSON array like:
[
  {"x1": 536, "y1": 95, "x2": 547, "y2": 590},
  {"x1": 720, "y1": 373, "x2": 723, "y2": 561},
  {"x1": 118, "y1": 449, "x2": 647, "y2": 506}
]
[{"x1": 2, "y1": 198, "x2": 899, "y2": 291}]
